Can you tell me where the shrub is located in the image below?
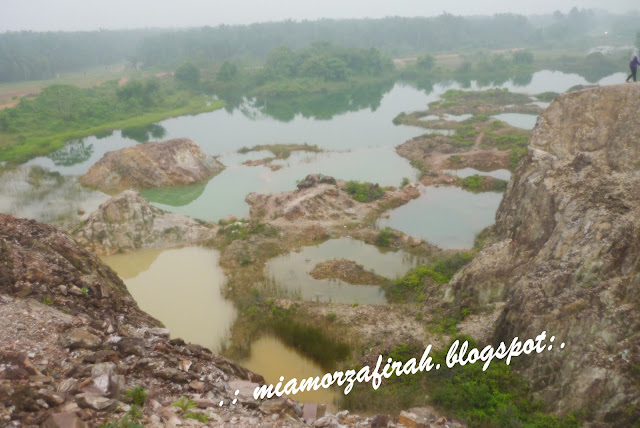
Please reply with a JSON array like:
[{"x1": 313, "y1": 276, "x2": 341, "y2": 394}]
[
  {"x1": 124, "y1": 386, "x2": 147, "y2": 406},
  {"x1": 343, "y1": 181, "x2": 385, "y2": 202},
  {"x1": 376, "y1": 227, "x2": 394, "y2": 247}
]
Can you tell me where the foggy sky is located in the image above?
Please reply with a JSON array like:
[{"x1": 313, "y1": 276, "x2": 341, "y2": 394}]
[{"x1": 0, "y1": 0, "x2": 637, "y2": 32}]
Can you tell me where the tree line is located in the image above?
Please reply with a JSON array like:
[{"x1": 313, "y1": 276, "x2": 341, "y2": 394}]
[{"x1": 1, "y1": 9, "x2": 636, "y2": 83}]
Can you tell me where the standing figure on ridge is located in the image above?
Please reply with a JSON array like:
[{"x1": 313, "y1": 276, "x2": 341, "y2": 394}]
[{"x1": 626, "y1": 48, "x2": 640, "y2": 82}]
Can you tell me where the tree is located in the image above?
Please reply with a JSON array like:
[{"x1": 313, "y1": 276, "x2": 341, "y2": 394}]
[
  {"x1": 217, "y1": 61, "x2": 238, "y2": 81},
  {"x1": 174, "y1": 62, "x2": 200, "y2": 87},
  {"x1": 417, "y1": 54, "x2": 435, "y2": 70},
  {"x1": 513, "y1": 50, "x2": 533, "y2": 65}
]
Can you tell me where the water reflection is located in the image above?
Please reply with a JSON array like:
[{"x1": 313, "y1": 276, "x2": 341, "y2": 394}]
[
  {"x1": 240, "y1": 335, "x2": 338, "y2": 406},
  {"x1": 102, "y1": 246, "x2": 236, "y2": 353},
  {"x1": 378, "y1": 185, "x2": 504, "y2": 249},
  {"x1": 140, "y1": 181, "x2": 209, "y2": 207},
  {"x1": 121, "y1": 123, "x2": 167, "y2": 143},
  {"x1": 263, "y1": 237, "x2": 427, "y2": 304},
  {"x1": 47, "y1": 139, "x2": 94, "y2": 167}
]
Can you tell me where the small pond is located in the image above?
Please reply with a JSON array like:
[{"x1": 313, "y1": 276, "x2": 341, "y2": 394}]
[
  {"x1": 263, "y1": 237, "x2": 427, "y2": 304},
  {"x1": 103, "y1": 246, "x2": 236, "y2": 353}
]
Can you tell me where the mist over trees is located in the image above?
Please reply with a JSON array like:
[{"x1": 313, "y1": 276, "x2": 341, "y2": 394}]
[{"x1": 0, "y1": 9, "x2": 636, "y2": 84}]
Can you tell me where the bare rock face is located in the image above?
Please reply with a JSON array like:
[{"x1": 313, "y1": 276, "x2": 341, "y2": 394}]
[
  {"x1": 79, "y1": 138, "x2": 224, "y2": 192},
  {"x1": 246, "y1": 174, "x2": 419, "y2": 225},
  {"x1": 447, "y1": 84, "x2": 640, "y2": 424},
  {"x1": 71, "y1": 190, "x2": 217, "y2": 255}
]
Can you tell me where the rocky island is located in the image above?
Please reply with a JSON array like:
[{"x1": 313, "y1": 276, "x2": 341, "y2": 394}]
[{"x1": 79, "y1": 138, "x2": 225, "y2": 193}]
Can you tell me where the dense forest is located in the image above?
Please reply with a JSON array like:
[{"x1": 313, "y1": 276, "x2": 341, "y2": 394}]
[{"x1": 0, "y1": 8, "x2": 637, "y2": 83}]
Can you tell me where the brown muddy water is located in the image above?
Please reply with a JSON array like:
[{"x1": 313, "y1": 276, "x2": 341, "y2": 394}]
[
  {"x1": 240, "y1": 335, "x2": 339, "y2": 407},
  {"x1": 102, "y1": 246, "x2": 236, "y2": 353}
]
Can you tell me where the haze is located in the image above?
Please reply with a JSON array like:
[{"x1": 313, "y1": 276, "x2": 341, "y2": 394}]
[{"x1": 1, "y1": 0, "x2": 637, "y2": 32}]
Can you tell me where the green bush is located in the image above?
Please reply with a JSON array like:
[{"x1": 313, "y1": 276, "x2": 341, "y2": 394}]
[
  {"x1": 124, "y1": 386, "x2": 147, "y2": 407},
  {"x1": 343, "y1": 180, "x2": 385, "y2": 202},
  {"x1": 376, "y1": 227, "x2": 394, "y2": 247}
]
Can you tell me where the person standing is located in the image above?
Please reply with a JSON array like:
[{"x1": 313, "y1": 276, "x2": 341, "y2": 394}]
[{"x1": 626, "y1": 48, "x2": 640, "y2": 82}]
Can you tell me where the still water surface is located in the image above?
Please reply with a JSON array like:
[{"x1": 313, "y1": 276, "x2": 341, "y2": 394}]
[
  {"x1": 102, "y1": 246, "x2": 236, "y2": 353},
  {"x1": 263, "y1": 237, "x2": 427, "y2": 304},
  {"x1": 240, "y1": 335, "x2": 339, "y2": 406}
]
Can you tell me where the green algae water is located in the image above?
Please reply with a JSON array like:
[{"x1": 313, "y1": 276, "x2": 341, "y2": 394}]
[{"x1": 103, "y1": 246, "x2": 236, "y2": 353}]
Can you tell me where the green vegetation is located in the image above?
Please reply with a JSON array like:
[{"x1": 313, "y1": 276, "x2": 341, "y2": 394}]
[
  {"x1": 536, "y1": 91, "x2": 559, "y2": 102},
  {"x1": 2, "y1": 9, "x2": 631, "y2": 85},
  {"x1": 429, "y1": 337, "x2": 580, "y2": 427},
  {"x1": 124, "y1": 386, "x2": 147, "y2": 407},
  {"x1": 100, "y1": 405, "x2": 144, "y2": 428},
  {"x1": 388, "y1": 252, "x2": 473, "y2": 302},
  {"x1": 184, "y1": 412, "x2": 209, "y2": 423},
  {"x1": 171, "y1": 397, "x2": 197, "y2": 411},
  {"x1": 400, "y1": 177, "x2": 410, "y2": 187},
  {"x1": 458, "y1": 175, "x2": 508, "y2": 192},
  {"x1": 342, "y1": 337, "x2": 580, "y2": 427},
  {"x1": 375, "y1": 227, "x2": 395, "y2": 247},
  {"x1": 217, "y1": 221, "x2": 279, "y2": 246},
  {"x1": 437, "y1": 89, "x2": 531, "y2": 109},
  {"x1": 239, "y1": 299, "x2": 350, "y2": 370},
  {"x1": 174, "y1": 62, "x2": 200, "y2": 88},
  {"x1": 0, "y1": 76, "x2": 224, "y2": 163},
  {"x1": 451, "y1": 124, "x2": 480, "y2": 147},
  {"x1": 42, "y1": 296, "x2": 53, "y2": 305},
  {"x1": 343, "y1": 180, "x2": 385, "y2": 203}
]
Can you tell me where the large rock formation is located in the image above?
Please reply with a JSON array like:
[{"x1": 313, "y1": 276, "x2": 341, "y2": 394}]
[
  {"x1": 79, "y1": 138, "x2": 224, "y2": 193},
  {"x1": 71, "y1": 190, "x2": 217, "y2": 255},
  {"x1": 246, "y1": 174, "x2": 419, "y2": 225},
  {"x1": 447, "y1": 84, "x2": 640, "y2": 424}
]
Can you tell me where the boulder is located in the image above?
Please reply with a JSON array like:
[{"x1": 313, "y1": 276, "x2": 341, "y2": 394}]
[
  {"x1": 79, "y1": 138, "x2": 224, "y2": 192},
  {"x1": 57, "y1": 328, "x2": 101, "y2": 350},
  {"x1": 71, "y1": 190, "x2": 217, "y2": 255}
]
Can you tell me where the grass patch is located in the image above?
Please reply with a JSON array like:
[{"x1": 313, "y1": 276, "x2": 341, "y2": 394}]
[
  {"x1": 0, "y1": 78, "x2": 225, "y2": 164},
  {"x1": 375, "y1": 227, "x2": 395, "y2": 247},
  {"x1": 458, "y1": 175, "x2": 508, "y2": 192},
  {"x1": 536, "y1": 92, "x2": 559, "y2": 102},
  {"x1": 124, "y1": 386, "x2": 147, "y2": 407},
  {"x1": 437, "y1": 88, "x2": 531, "y2": 109},
  {"x1": 387, "y1": 252, "x2": 473, "y2": 302}
]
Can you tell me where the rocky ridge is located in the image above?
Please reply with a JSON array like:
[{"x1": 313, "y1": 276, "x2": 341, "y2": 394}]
[
  {"x1": 79, "y1": 138, "x2": 224, "y2": 193},
  {"x1": 246, "y1": 174, "x2": 420, "y2": 227},
  {"x1": 445, "y1": 84, "x2": 640, "y2": 423},
  {"x1": 71, "y1": 190, "x2": 217, "y2": 256}
]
